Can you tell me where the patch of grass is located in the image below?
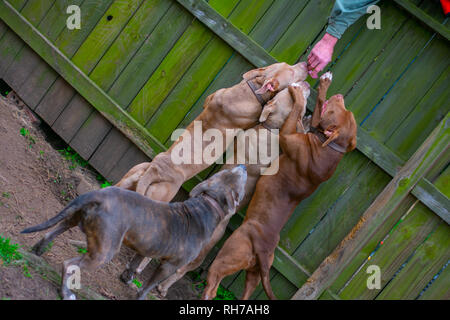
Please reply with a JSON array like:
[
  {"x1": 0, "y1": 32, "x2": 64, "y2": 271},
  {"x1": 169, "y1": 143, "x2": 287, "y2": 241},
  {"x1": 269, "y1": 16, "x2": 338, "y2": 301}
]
[
  {"x1": 132, "y1": 279, "x2": 142, "y2": 288},
  {"x1": 96, "y1": 175, "x2": 112, "y2": 189},
  {"x1": 77, "y1": 246, "x2": 87, "y2": 254},
  {"x1": 20, "y1": 127, "x2": 36, "y2": 149},
  {"x1": 22, "y1": 262, "x2": 32, "y2": 278},
  {"x1": 191, "y1": 272, "x2": 236, "y2": 300},
  {"x1": 2, "y1": 192, "x2": 10, "y2": 199},
  {"x1": 58, "y1": 147, "x2": 88, "y2": 170},
  {"x1": 0, "y1": 235, "x2": 22, "y2": 265}
]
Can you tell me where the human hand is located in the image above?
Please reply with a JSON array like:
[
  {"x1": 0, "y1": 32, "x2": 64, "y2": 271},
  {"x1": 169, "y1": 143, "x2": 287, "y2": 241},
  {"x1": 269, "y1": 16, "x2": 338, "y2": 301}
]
[{"x1": 307, "y1": 33, "x2": 338, "y2": 78}]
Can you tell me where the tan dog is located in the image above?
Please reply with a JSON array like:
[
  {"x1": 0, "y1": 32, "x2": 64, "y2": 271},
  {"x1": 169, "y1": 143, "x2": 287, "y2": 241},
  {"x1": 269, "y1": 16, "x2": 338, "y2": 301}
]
[
  {"x1": 116, "y1": 62, "x2": 308, "y2": 199},
  {"x1": 202, "y1": 72, "x2": 357, "y2": 300}
]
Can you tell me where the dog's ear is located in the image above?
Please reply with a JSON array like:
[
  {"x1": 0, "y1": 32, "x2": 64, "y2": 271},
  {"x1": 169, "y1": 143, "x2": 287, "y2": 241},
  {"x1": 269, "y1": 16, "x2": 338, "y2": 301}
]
[
  {"x1": 347, "y1": 135, "x2": 357, "y2": 152},
  {"x1": 224, "y1": 189, "x2": 238, "y2": 215},
  {"x1": 189, "y1": 180, "x2": 209, "y2": 197},
  {"x1": 322, "y1": 126, "x2": 340, "y2": 148},
  {"x1": 259, "y1": 103, "x2": 275, "y2": 122},
  {"x1": 255, "y1": 78, "x2": 279, "y2": 94}
]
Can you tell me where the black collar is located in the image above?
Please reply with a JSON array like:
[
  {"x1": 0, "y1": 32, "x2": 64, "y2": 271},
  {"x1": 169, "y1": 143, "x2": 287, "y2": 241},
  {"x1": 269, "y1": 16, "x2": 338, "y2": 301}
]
[
  {"x1": 247, "y1": 79, "x2": 271, "y2": 106},
  {"x1": 309, "y1": 126, "x2": 346, "y2": 154}
]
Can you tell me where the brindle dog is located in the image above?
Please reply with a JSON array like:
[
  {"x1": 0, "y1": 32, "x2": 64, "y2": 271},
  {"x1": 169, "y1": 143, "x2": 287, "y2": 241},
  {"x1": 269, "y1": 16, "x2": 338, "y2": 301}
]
[{"x1": 22, "y1": 166, "x2": 247, "y2": 300}]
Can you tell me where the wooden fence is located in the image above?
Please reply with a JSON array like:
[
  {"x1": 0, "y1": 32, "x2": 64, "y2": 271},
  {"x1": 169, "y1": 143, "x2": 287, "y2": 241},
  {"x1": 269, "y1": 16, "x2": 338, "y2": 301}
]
[{"x1": 0, "y1": 0, "x2": 448, "y2": 299}]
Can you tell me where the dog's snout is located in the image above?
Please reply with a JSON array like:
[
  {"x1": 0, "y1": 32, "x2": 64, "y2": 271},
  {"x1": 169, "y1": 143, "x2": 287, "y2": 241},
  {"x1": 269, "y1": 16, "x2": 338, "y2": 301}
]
[
  {"x1": 237, "y1": 164, "x2": 247, "y2": 171},
  {"x1": 335, "y1": 94, "x2": 344, "y2": 101}
]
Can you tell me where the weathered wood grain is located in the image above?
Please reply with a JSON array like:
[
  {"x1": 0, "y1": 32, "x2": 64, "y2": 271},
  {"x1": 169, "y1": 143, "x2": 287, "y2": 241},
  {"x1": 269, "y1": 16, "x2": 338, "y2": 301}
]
[
  {"x1": 392, "y1": 0, "x2": 450, "y2": 41},
  {"x1": 292, "y1": 113, "x2": 449, "y2": 299}
]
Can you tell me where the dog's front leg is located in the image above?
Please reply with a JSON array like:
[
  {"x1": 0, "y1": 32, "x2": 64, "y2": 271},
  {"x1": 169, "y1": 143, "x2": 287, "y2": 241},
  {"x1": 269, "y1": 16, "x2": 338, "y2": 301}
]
[
  {"x1": 311, "y1": 72, "x2": 332, "y2": 127},
  {"x1": 137, "y1": 262, "x2": 181, "y2": 300},
  {"x1": 120, "y1": 253, "x2": 146, "y2": 284}
]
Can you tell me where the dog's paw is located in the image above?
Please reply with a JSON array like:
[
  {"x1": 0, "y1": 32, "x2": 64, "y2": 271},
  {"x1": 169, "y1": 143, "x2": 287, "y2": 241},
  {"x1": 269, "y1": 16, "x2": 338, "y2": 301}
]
[
  {"x1": 292, "y1": 81, "x2": 310, "y2": 101},
  {"x1": 120, "y1": 269, "x2": 135, "y2": 284},
  {"x1": 320, "y1": 71, "x2": 333, "y2": 81}
]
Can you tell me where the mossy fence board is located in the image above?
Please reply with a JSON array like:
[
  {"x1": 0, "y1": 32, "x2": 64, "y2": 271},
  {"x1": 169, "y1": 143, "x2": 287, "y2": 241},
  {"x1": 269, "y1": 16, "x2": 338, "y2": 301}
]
[{"x1": 0, "y1": 0, "x2": 448, "y2": 300}]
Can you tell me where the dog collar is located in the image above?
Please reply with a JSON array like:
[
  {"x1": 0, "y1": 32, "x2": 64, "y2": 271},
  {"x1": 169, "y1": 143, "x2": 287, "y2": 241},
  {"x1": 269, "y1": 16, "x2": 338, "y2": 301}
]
[
  {"x1": 201, "y1": 193, "x2": 227, "y2": 219},
  {"x1": 309, "y1": 126, "x2": 346, "y2": 154},
  {"x1": 247, "y1": 79, "x2": 270, "y2": 106}
]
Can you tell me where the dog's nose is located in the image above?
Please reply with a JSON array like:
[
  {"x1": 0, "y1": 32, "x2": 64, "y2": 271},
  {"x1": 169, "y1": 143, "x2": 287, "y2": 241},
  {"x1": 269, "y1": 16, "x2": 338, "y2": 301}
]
[
  {"x1": 237, "y1": 164, "x2": 247, "y2": 171},
  {"x1": 336, "y1": 94, "x2": 344, "y2": 101}
]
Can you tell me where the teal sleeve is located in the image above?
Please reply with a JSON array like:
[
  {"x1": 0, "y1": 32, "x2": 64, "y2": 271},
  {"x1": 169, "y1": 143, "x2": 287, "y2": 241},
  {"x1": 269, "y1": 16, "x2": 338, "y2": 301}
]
[{"x1": 326, "y1": 0, "x2": 380, "y2": 39}]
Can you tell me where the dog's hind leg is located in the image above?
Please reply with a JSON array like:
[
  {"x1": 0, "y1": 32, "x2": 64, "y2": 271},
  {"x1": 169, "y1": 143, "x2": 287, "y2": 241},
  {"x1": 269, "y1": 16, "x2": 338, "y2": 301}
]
[
  {"x1": 241, "y1": 270, "x2": 260, "y2": 300},
  {"x1": 120, "y1": 253, "x2": 146, "y2": 284},
  {"x1": 257, "y1": 252, "x2": 276, "y2": 300}
]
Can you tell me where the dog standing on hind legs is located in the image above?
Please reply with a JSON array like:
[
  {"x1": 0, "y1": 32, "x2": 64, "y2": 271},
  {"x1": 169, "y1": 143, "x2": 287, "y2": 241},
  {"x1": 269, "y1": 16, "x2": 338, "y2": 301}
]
[
  {"x1": 202, "y1": 72, "x2": 357, "y2": 300},
  {"x1": 21, "y1": 166, "x2": 247, "y2": 300}
]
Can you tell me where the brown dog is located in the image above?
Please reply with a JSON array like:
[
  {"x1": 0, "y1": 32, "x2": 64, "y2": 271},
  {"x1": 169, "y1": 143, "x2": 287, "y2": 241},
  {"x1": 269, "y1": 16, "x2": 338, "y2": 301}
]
[
  {"x1": 22, "y1": 166, "x2": 247, "y2": 300},
  {"x1": 202, "y1": 72, "x2": 357, "y2": 300}
]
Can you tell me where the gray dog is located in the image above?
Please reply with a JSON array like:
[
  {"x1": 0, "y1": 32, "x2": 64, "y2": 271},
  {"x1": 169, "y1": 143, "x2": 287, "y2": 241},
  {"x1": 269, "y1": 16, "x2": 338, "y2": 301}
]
[{"x1": 22, "y1": 165, "x2": 247, "y2": 300}]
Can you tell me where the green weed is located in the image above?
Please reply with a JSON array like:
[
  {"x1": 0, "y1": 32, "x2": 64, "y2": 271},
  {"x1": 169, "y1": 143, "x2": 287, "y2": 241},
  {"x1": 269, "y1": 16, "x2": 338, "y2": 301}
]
[
  {"x1": 77, "y1": 246, "x2": 87, "y2": 254},
  {"x1": 191, "y1": 272, "x2": 236, "y2": 300},
  {"x1": 96, "y1": 175, "x2": 112, "y2": 189},
  {"x1": 58, "y1": 147, "x2": 88, "y2": 170},
  {"x1": 19, "y1": 128, "x2": 36, "y2": 148},
  {"x1": 0, "y1": 235, "x2": 22, "y2": 265},
  {"x1": 132, "y1": 279, "x2": 142, "y2": 288}
]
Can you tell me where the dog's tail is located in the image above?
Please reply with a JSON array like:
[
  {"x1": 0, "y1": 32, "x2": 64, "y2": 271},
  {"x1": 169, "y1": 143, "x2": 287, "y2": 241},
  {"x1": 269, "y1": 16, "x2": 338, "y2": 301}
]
[{"x1": 21, "y1": 193, "x2": 98, "y2": 234}]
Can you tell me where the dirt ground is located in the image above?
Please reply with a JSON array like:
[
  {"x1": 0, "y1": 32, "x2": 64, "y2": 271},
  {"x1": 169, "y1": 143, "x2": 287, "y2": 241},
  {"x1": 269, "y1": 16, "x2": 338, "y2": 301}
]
[{"x1": 0, "y1": 94, "x2": 201, "y2": 300}]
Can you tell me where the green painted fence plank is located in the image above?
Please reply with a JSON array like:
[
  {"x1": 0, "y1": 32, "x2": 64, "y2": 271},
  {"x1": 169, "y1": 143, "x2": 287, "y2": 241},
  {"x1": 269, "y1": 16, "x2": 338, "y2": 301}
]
[
  {"x1": 327, "y1": 195, "x2": 417, "y2": 296},
  {"x1": 175, "y1": 0, "x2": 276, "y2": 68},
  {"x1": 127, "y1": 21, "x2": 212, "y2": 124},
  {"x1": 89, "y1": 0, "x2": 172, "y2": 90},
  {"x1": 292, "y1": 163, "x2": 391, "y2": 273},
  {"x1": 418, "y1": 260, "x2": 450, "y2": 300},
  {"x1": 71, "y1": 0, "x2": 144, "y2": 74},
  {"x1": 269, "y1": 0, "x2": 334, "y2": 64},
  {"x1": 71, "y1": 0, "x2": 240, "y2": 163},
  {"x1": 376, "y1": 221, "x2": 450, "y2": 299},
  {"x1": 386, "y1": 65, "x2": 450, "y2": 161},
  {"x1": 393, "y1": 0, "x2": 450, "y2": 41},
  {"x1": 325, "y1": 1, "x2": 418, "y2": 97},
  {"x1": 345, "y1": 12, "x2": 434, "y2": 123},
  {"x1": 51, "y1": 0, "x2": 147, "y2": 158},
  {"x1": 3, "y1": 0, "x2": 56, "y2": 90},
  {"x1": 13, "y1": 0, "x2": 83, "y2": 108},
  {"x1": 34, "y1": 0, "x2": 115, "y2": 119},
  {"x1": 145, "y1": 0, "x2": 274, "y2": 141},
  {"x1": 108, "y1": 3, "x2": 193, "y2": 109},
  {"x1": 0, "y1": 0, "x2": 42, "y2": 77},
  {"x1": 362, "y1": 35, "x2": 449, "y2": 143},
  {"x1": 0, "y1": 0, "x2": 167, "y2": 160},
  {"x1": 340, "y1": 202, "x2": 440, "y2": 299},
  {"x1": 54, "y1": 0, "x2": 172, "y2": 158},
  {"x1": 293, "y1": 113, "x2": 449, "y2": 299}
]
